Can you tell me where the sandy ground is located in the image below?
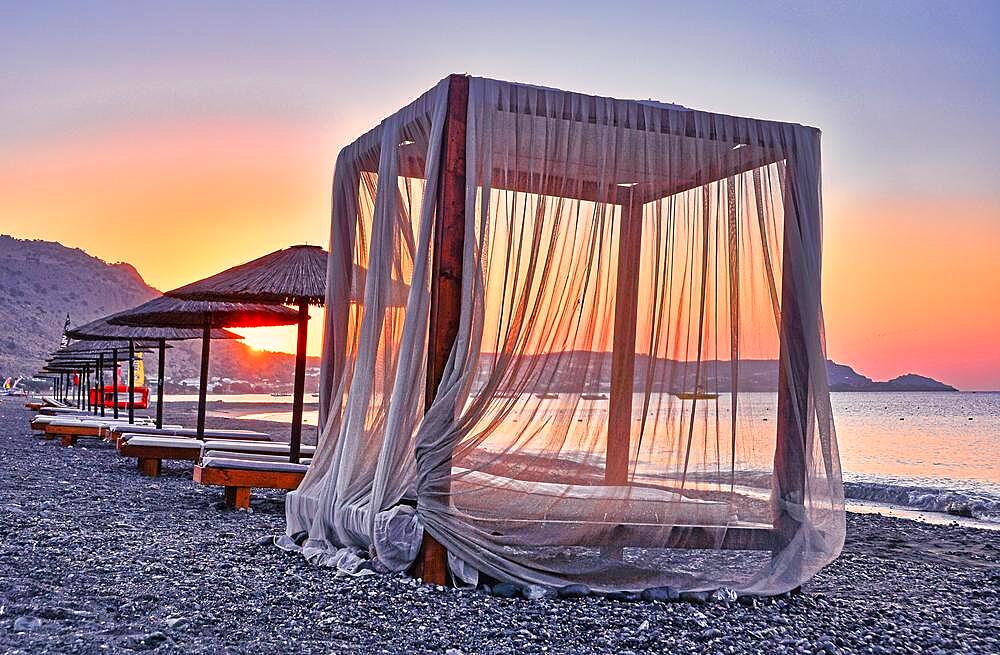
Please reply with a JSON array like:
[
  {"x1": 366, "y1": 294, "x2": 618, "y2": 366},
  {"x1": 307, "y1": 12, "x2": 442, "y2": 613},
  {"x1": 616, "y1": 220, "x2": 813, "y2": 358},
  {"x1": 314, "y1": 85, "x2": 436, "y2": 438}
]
[{"x1": 0, "y1": 401, "x2": 998, "y2": 654}]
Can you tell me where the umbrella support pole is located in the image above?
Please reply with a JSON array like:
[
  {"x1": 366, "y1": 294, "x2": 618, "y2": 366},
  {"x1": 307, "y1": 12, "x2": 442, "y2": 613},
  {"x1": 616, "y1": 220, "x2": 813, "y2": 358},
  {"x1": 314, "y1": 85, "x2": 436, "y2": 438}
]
[
  {"x1": 156, "y1": 338, "x2": 166, "y2": 429},
  {"x1": 196, "y1": 322, "x2": 211, "y2": 439},
  {"x1": 112, "y1": 349, "x2": 120, "y2": 420},
  {"x1": 98, "y1": 354, "x2": 105, "y2": 417},
  {"x1": 289, "y1": 301, "x2": 309, "y2": 463},
  {"x1": 128, "y1": 339, "x2": 135, "y2": 424}
]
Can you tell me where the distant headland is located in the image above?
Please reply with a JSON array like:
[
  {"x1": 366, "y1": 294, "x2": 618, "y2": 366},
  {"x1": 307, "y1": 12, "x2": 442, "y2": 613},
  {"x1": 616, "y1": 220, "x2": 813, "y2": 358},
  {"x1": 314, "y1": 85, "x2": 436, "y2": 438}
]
[{"x1": 0, "y1": 235, "x2": 959, "y2": 393}]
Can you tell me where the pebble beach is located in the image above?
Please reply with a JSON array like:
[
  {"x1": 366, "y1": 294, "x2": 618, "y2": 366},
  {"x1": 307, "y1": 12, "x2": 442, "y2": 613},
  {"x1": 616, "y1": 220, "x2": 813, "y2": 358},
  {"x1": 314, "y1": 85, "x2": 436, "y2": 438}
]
[{"x1": 1, "y1": 401, "x2": 998, "y2": 654}]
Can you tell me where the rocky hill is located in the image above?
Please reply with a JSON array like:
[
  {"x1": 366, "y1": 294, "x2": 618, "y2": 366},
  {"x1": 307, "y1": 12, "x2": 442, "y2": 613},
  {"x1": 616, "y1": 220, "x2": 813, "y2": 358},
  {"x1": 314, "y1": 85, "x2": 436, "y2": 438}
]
[
  {"x1": 0, "y1": 235, "x2": 319, "y2": 388},
  {"x1": 0, "y1": 235, "x2": 957, "y2": 393}
]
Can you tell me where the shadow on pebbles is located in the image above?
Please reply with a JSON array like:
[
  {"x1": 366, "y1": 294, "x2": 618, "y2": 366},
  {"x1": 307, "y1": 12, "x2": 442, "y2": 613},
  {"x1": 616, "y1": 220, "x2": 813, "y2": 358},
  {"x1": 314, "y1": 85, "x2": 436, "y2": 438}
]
[{"x1": 0, "y1": 404, "x2": 998, "y2": 654}]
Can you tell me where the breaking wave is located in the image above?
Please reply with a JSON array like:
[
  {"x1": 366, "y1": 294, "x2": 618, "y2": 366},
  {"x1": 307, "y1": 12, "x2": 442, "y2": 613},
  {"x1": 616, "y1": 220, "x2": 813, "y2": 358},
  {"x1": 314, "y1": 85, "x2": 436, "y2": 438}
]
[{"x1": 844, "y1": 481, "x2": 1000, "y2": 523}]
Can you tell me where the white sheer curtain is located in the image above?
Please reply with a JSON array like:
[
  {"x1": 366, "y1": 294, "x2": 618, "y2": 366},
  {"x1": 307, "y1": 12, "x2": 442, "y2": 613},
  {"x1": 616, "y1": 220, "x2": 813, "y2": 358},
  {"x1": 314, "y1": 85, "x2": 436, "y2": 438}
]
[{"x1": 283, "y1": 76, "x2": 844, "y2": 595}]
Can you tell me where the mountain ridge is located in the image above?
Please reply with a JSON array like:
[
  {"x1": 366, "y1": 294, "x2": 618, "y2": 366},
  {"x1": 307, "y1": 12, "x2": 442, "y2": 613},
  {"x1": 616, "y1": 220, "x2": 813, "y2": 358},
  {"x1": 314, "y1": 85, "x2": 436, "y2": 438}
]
[
  {"x1": 0, "y1": 235, "x2": 319, "y2": 389},
  {"x1": 0, "y1": 235, "x2": 958, "y2": 392}
]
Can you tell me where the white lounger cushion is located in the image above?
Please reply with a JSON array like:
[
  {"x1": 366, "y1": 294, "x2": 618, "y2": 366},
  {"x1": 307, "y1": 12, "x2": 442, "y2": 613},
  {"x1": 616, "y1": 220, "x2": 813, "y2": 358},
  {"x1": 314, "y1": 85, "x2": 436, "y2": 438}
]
[
  {"x1": 203, "y1": 450, "x2": 312, "y2": 465},
  {"x1": 47, "y1": 418, "x2": 154, "y2": 429},
  {"x1": 450, "y1": 469, "x2": 737, "y2": 527},
  {"x1": 107, "y1": 425, "x2": 269, "y2": 441},
  {"x1": 122, "y1": 435, "x2": 204, "y2": 449},
  {"x1": 37, "y1": 415, "x2": 154, "y2": 425},
  {"x1": 40, "y1": 407, "x2": 88, "y2": 414},
  {"x1": 201, "y1": 456, "x2": 309, "y2": 474},
  {"x1": 46, "y1": 418, "x2": 141, "y2": 428},
  {"x1": 201, "y1": 440, "x2": 315, "y2": 456}
]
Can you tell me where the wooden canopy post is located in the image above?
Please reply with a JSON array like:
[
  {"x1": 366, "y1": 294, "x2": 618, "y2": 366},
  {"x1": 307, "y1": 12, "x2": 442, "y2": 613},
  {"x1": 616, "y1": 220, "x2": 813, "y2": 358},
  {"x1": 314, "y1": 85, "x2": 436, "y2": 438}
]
[
  {"x1": 606, "y1": 189, "x2": 644, "y2": 485},
  {"x1": 111, "y1": 348, "x2": 120, "y2": 419},
  {"x1": 416, "y1": 73, "x2": 469, "y2": 586},
  {"x1": 156, "y1": 338, "x2": 166, "y2": 429},
  {"x1": 196, "y1": 319, "x2": 212, "y2": 439},
  {"x1": 127, "y1": 338, "x2": 136, "y2": 424},
  {"x1": 289, "y1": 300, "x2": 309, "y2": 464},
  {"x1": 773, "y1": 150, "x2": 819, "y2": 555}
]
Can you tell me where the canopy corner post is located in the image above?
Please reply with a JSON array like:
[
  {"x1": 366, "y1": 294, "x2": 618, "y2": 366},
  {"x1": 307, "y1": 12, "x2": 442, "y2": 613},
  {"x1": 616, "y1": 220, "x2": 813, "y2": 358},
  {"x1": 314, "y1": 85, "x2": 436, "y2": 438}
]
[
  {"x1": 773, "y1": 150, "x2": 818, "y2": 561},
  {"x1": 289, "y1": 299, "x2": 310, "y2": 464},
  {"x1": 415, "y1": 72, "x2": 469, "y2": 586},
  {"x1": 606, "y1": 189, "x2": 644, "y2": 485}
]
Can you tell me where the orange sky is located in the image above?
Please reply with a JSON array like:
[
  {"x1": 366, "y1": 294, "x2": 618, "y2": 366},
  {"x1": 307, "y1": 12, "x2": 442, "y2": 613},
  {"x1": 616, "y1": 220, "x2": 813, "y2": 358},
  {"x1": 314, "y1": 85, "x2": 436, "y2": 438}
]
[{"x1": 2, "y1": 117, "x2": 999, "y2": 390}]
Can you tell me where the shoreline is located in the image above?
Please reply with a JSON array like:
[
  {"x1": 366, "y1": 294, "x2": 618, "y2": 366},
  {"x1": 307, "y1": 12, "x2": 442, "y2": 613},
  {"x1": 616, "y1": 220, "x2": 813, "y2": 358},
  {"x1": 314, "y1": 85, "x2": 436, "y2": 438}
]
[
  {"x1": 175, "y1": 398, "x2": 1000, "y2": 531},
  {"x1": 2, "y1": 402, "x2": 999, "y2": 653}
]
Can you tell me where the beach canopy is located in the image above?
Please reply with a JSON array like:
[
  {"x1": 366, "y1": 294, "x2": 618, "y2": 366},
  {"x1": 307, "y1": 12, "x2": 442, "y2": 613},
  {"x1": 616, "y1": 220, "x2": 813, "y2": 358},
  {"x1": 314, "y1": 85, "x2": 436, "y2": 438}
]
[
  {"x1": 164, "y1": 245, "x2": 398, "y2": 463},
  {"x1": 167, "y1": 244, "x2": 329, "y2": 305},
  {"x1": 283, "y1": 75, "x2": 843, "y2": 596},
  {"x1": 108, "y1": 297, "x2": 299, "y2": 329},
  {"x1": 109, "y1": 296, "x2": 299, "y2": 436},
  {"x1": 68, "y1": 310, "x2": 244, "y2": 427},
  {"x1": 166, "y1": 246, "x2": 407, "y2": 306},
  {"x1": 50, "y1": 341, "x2": 153, "y2": 357},
  {"x1": 165, "y1": 245, "x2": 328, "y2": 463},
  {"x1": 67, "y1": 312, "x2": 243, "y2": 342}
]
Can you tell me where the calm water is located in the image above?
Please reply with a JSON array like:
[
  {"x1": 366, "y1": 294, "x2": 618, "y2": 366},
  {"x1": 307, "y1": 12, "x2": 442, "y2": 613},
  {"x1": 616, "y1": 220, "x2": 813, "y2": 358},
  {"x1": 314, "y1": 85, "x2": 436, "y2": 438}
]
[{"x1": 217, "y1": 391, "x2": 1000, "y2": 523}]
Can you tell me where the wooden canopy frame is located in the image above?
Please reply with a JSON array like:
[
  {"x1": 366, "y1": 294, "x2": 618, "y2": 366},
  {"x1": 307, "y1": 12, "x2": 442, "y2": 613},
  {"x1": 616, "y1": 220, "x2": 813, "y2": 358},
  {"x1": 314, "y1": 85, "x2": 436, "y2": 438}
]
[{"x1": 367, "y1": 75, "x2": 819, "y2": 584}]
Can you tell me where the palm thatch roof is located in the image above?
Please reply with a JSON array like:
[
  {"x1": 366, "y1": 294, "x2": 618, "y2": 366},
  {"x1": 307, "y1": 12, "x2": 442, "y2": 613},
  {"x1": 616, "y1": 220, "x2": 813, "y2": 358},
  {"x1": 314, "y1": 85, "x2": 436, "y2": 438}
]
[
  {"x1": 167, "y1": 244, "x2": 329, "y2": 305},
  {"x1": 67, "y1": 311, "x2": 243, "y2": 342},
  {"x1": 53, "y1": 340, "x2": 155, "y2": 355},
  {"x1": 108, "y1": 296, "x2": 299, "y2": 329},
  {"x1": 166, "y1": 244, "x2": 409, "y2": 307}
]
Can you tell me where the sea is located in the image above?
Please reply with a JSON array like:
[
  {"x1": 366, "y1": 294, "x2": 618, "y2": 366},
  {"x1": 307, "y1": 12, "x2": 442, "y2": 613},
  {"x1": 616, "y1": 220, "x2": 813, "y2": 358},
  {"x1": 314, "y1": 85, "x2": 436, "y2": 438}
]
[{"x1": 169, "y1": 391, "x2": 1000, "y2": 527}]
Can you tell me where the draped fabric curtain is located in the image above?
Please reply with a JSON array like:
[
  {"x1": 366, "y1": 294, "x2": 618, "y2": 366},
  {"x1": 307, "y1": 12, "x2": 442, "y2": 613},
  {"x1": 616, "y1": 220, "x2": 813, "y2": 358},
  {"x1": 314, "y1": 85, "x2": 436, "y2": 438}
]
[{"x1": 283, "y1": 76, "x2": 844, "y2": 594}]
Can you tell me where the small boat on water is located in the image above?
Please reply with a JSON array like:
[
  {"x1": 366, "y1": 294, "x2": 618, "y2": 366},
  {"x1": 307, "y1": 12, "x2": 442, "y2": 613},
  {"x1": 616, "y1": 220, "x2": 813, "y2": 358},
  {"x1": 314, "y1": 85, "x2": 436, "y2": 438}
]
[
  {"x1": 673, "y1": 390, "x2": 719, "y2": 400},
  {"x1": 535, "y1": 392, "x2": 559, "y2": 400},
  {"x1": 581, "y1": 393, "x2": 607, "y2": 400}
]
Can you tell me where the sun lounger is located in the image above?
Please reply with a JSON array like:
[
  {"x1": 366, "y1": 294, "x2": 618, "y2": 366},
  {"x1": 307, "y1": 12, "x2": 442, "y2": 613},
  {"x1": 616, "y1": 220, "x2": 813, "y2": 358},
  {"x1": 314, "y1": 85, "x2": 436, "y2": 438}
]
[
  {"x1": 44, "y1": 417, "x2": 155, "y2": 445},
  {"x1": 104, "y1": 424, "x2": 271, "y2": 446},
  {"x1": 31, "y1": 414, "x2": 151, "y2": 435},
  {"x1": 114, "y1": 433, "x2": 292, "y2": 476},
  {"x1": 118, "y1": 435, "x2": 205, "y2": 476},
  {"x1": 193, "y1": 456, "x2": 308, "y2": 509},
  {"x1": 201, "y1": 439, "x2": 315, "y2": 457},
  {"x1": 202, "y1": 450, "x2": 312, "y2": 465},
  {"x1": 38, "y1": 407, "x2": 89, "y2": 417}
]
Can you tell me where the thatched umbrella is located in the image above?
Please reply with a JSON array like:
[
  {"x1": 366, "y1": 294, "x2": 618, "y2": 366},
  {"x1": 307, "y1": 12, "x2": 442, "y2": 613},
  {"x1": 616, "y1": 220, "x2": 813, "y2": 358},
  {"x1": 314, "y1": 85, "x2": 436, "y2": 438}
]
[
  {"x1": 165, "y1": 245, "x2": 327, "y2": 463},
  {"x1": 109, "y1": 297, "x2": 298, "y2": 437},
  {"x1": 51, "y1": 344, "x2": 152, "y2": 415},
  {"x1": 67, "y1": 312, "x2": 243, "y2": 427}
]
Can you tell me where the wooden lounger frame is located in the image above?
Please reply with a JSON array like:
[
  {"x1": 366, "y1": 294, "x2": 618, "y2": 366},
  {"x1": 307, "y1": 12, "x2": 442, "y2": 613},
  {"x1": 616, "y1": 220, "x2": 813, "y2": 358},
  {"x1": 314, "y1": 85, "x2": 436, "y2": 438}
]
[
  {"x1": 193, "y1": 465, "x2": 305, "y2": 510},
  {"x1": 118, "y1": 442, "x2": 203, "y2": 477},
  {"x1": 45, "y1": 422, "x2": 104, "y2": 446}
]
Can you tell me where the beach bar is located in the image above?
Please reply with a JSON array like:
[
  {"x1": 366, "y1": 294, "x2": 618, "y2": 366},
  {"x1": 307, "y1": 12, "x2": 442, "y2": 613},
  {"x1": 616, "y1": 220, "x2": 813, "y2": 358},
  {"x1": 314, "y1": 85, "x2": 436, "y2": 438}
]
[{"x1": 283, "y1": 75, "x2": 844, "y2": 595}]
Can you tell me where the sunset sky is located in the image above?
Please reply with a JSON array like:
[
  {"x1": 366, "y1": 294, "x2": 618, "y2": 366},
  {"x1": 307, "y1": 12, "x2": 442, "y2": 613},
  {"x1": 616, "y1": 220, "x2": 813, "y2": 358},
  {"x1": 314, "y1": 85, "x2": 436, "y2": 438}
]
[{"x1": 2, "y1": 2, "x2": 998, "y2": 389}]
